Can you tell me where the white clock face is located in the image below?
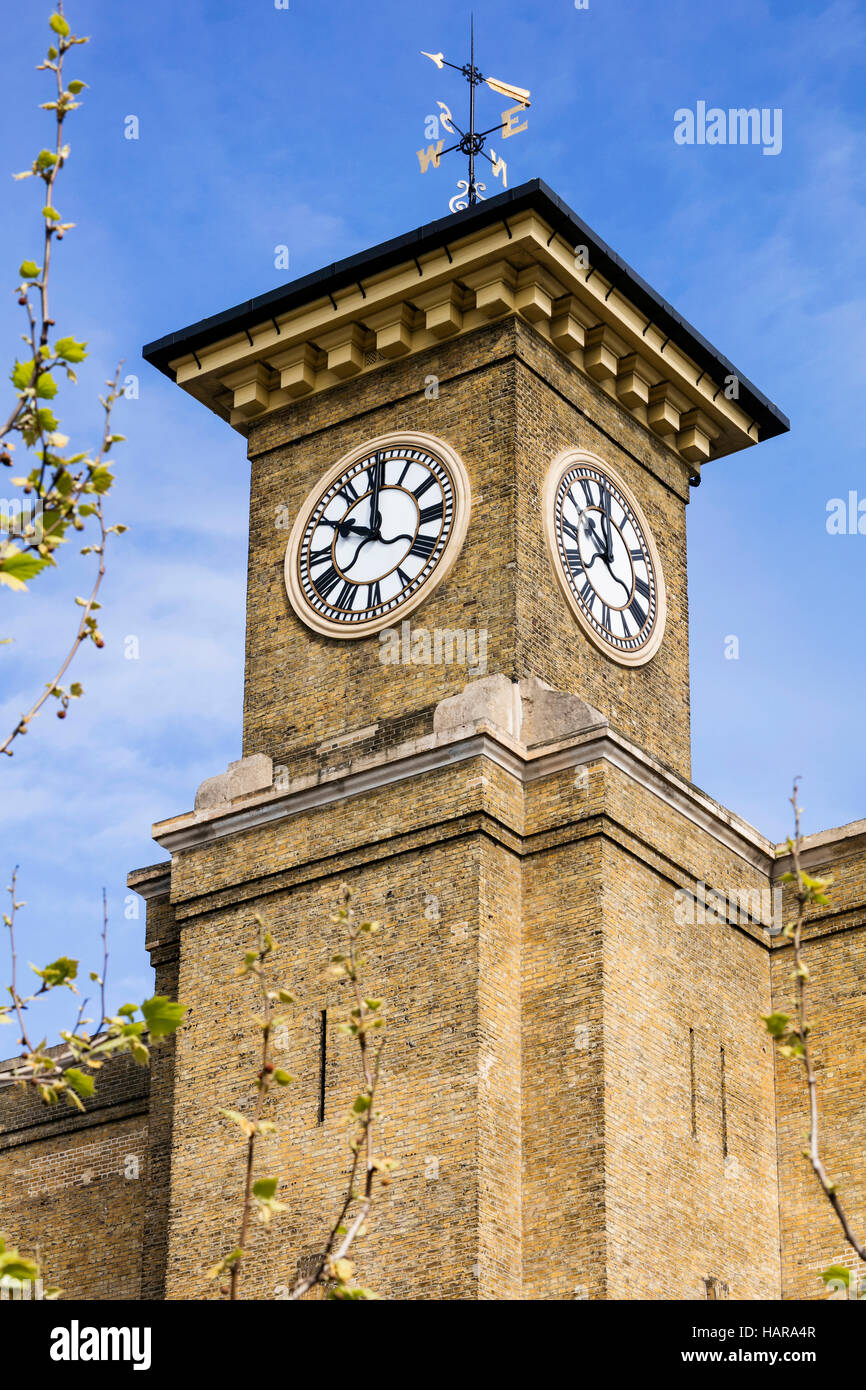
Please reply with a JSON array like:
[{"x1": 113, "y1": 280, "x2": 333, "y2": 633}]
[
  {"x1": 544, "y1": 450, "x2": 666, "y2": 666},
  {"x1": 285, "y1": 432, "x2": 471, "y2": 638}
]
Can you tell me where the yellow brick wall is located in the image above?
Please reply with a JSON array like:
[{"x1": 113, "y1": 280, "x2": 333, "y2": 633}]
[
  {"x1": 0, "y1": 1053, "x2": 149, "y2": 1301},
  {"x1": 773, "y1": 840, "x2": 866, "y2": 1300}
]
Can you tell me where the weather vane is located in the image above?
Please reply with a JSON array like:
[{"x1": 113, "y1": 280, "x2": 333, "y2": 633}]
[{"x1": 418, "y1": 17, "x2": 531, "y2": 213}]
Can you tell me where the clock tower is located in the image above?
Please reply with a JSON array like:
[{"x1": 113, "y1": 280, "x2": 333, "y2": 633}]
[{"x1": 129, "y1": 179, "x2": 862, "y2": 1303}]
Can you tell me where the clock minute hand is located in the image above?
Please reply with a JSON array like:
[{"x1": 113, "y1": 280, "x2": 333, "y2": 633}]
[
  {"x1": 369, "y1": 451, "x2": 383, "y2": 534},
  {"x1": 600, "y1": 490, "x2": 614, "y2": 562}
]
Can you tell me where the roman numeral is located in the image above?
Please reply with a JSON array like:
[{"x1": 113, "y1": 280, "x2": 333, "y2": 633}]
[
  {"x1": 628, "y1": 598, "x2": 647, "y2": 631},
  {"x1": 635, "y1": 576, "x2": 651, "y2": 601},
  {"x1": 578, "y1": 478, "x2": 595, "y2": 506},
  {"x1": 396, "y1": 458, "x2": 412, "y2": 486},
  {"x1": 418, "y1": 500, "x2": 444, "y2": 525},
  {"x1": 314, "y1": 565, "x2": 341, "y2": 599},
  {"x1": 366, "y1": 453, "x2": 384, "y2": 491},
  {"x1": 335, "y1": 580, "x2": 358, "y2": 611},
  {"x1": 563, "y1": 518, "x2": 583, "y2": 544},
  {"x1": 565, "y1": 547, "x2": 583, "y2": 575},
  {"x1": 309, "y1": 545, "x2": 332, "y2": 566},
  {"x1": 412, "y1": 473, "x2": 437, "y2": 500},
  {"x1": 578, "y1": 577, "x2": 594, "y2": 606},
  {"x1": 338, "y1": 478, "x2": 359, "y2": 506},
  {"x1": 601, "y1": 603, "x2": 612, "y2": 632},
  {"x1": 366, "y1": 581, "x2": 382, "y2": 609},
  {"x1": 396, "y1": 567, "x2": 412, "y2": 590},
  {"x1": 409, "y1": 534, "x2": 436, "y2": 560},
  {"x1": 629, "y1": 547, "x2": 645, "y2": 562}
]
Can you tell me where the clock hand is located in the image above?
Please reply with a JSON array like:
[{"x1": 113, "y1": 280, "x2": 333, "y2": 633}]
[
  {"x1": 600, "y1": 490, "x2": 614, "y2": 562},
  {"x1": 582, "y1": 515, "x2": 630, "y2": 597},
  {"x1": 320, "y1": 516, "x2": 373, "y2": 539},
  {"x1": 369, "y1": 451, "x2": 383, "y2": 534},
  {"x1": 377, "y1": 532, "x2": 415, "y2": 546},
  {"x1": 342, "y1": 532, "x2": 376, "y2": 570}
]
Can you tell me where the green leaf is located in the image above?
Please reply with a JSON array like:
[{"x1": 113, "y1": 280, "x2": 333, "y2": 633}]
[
  {"x1": 273, "y1": 1068, "x2": 293, "y2": 1085},
  {"x1": 36, "y1": 371, "x2": 57, "y2": 399},
  {"x1": 42, "y1": 206, "x2": 61, "y2": 222},
  {"x1": 54, "y1": 336, "x2": 87, "y2": 364},
  {"x1": 19, "y1": 261, "x2": 40, "y2": 279},
  {"x1": 352, "y1": 1094, "x2": 371, "y2": 1113},
  {"x1": 35, "y1": 149, "x2": 57, "y2": 171},
  {"x1": 252, "y1": 1177, "x2": 278, "y2": 1200},
  {"x1": 762, "y1": 1011, "x2": 790, "y2": 1038},
  {"x1": 11, "y1": 361, "x2": 34, "y2": 390},
  {"x1": 65, "y1": 1067, "x2": 95, "y2": 1099},
  {"x1": 140, "y1": 995, "x2": 186, "y2": 1039},
  {"x1": 821, "y1": 1264, "x2": 850, "y2": 1288},
  {"x1": 67, "y1": 80, "x2": 87, "y2": 94},
  {"x1": 0, "y1": 549, "x2": 49, "y2": 591},
  {"x1": 49, "y1": 12, "x2": 71, "y2": 37},
  {"x1": 32, "y1": 955, "x2": 78, "y2": 989},
  {"x1": 0, "y1": 1250, "x2": 39, "y2": 1282},
  {"x1": 89, "y1": 465, "x2": 113, "y2": 494}
]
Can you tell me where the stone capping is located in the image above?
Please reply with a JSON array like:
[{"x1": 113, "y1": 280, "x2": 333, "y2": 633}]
[
  {"x1": 127, "y1": 861, "x2": 171, "y2": 900},
  {"x1": 773, "y1": 816, "x2": 866, "y2": 878},
  {"x1": 148, "y1": 677, "x2": 776, "y2": 875},
  {"x1": 165, "y1": 210, "x2": 763, "y2": 467}
]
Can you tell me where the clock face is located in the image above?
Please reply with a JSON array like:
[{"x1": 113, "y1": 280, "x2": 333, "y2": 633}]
[
  {"x1": 544, "y1": 450, "x2": 666, "y2": 666},
  {"x1": 285, "y1": 432, "x2": 471, "y2": 638}
]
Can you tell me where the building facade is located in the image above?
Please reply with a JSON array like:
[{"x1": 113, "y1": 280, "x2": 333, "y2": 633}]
[{"x1": 2, "y1": 182, "x2": 864, "y2": 1301}]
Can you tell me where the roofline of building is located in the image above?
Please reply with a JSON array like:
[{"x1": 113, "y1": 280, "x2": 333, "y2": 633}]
[{"x1": 142, "y1": 178, "x2": 789, "y2": 441}]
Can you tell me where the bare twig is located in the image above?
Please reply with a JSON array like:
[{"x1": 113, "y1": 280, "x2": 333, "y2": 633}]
[
  {"x1": 228, "y1": 918, "x2": 276, "y2": 1302},
  {"x1": 781, "y1": 781, "x2": 866, "y2": 1265},
  {"x1": 1, "y1": 366, "x2": 121, "y2": 757},
  {"x1": 287, "y1": 888, "x2": 389, "y2": 1301}
]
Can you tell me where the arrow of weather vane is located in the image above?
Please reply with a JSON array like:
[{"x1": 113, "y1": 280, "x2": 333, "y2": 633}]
[{"x1": 418, "y1": 19, "x2": 531, "y2": 213}]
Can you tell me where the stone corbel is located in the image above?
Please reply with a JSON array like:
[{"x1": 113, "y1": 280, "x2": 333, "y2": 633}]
[
  {"x1": 647, "y1": 381, "x2": 681, "y2": 437},
  {"x1": 464, "y1": 261, "x2": 517, "y2": 319},
  {"x1": 222, "y1": 361, "x2": 272, "y2": 419},
  {"x1": 318, "y1": 322, "x2": 367, "y2": 378},
  {"x1": 416, "y1": 282, "x2": 465, "y2": 339},
  {"x1": 676, "y1": 407, "x2": 717, "y2": 463},
  {"x1": 616, "y1": 352, "x2": 654, "y2": 409},
  {"x1": 514, "y1": 266, "x2": 558, "y2": 324},
  {"x1": 365, "y1": 302, "x2": 416, "y2": 358},
  {"x1": 269, "y1": 341, "x2": 321, "y2": 398},
  {"x1": 549, "y1": 295, "x2": 586, "y2": 353},
  {"x1": 584, "y1": 325, "x2": 619, "y2": 383}
]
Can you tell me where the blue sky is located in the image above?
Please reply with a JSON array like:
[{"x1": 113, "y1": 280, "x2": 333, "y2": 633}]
[{"x1": 1, "y1": 0, "x2": 864, "y2": 1040}]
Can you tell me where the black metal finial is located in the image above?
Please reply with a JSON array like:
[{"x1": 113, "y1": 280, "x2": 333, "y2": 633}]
[{"x1": 419, "y1": 22, "x2": 531, "y2": 211}]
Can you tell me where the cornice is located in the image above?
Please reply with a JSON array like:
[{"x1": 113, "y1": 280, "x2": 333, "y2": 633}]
[
  {"x1": 149, "y1": 717, "x2": 775, "y2": 876},
  {"x1": 148, "y1": 199, "x2": 780, "y2": 471}
]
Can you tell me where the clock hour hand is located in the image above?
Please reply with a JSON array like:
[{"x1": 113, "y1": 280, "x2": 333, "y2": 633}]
[
  {"x1": 582, "y1": 515, "x2": 630, "y2": 598},
  {"x1": 580, "y1": 514, "x2": 609, "y2": 568}
]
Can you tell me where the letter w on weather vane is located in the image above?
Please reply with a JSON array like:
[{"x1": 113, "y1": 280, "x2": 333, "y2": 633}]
[{"x1": 417, "y1": 16, "x2": 531, "y2": 213}]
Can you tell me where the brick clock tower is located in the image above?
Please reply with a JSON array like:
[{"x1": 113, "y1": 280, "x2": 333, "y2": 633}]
[{"x1": 116, "y1": 180, "x2": 865, "y2": 1302}]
